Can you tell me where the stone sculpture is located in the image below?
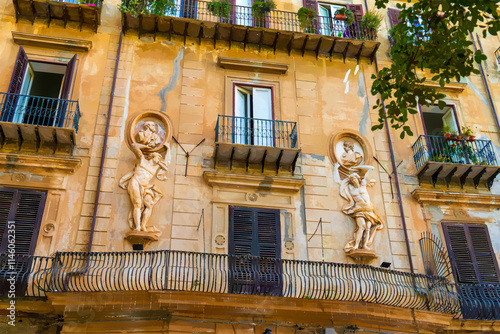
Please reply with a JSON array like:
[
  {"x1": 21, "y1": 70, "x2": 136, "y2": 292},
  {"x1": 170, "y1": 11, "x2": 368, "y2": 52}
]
[
  {"x1": 340, "y1": 141, "x2": 363, "y2": 168},
  {"x1": 339, "y1": 166, "x2": 384, "y2": 253},
  {"x1": 119, "y1": 142, "x2": 168, "y2": 234}
]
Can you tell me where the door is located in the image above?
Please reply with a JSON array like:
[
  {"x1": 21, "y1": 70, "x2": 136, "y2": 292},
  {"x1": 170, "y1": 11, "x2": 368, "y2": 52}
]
[
  {"x1": 12, "y1": 64, "x2": 34, "y2": 124},
  {"x1": 2, "y1": 47, "x2": 29, "y2": 122},
  {"x1": 235, "y1": 0, "x2": 252, "y2": 26},
  {"x1": 0, "y1": 188, "x2": 47, "y2": 297},
  {"x1": 228, "y1": 206, "x2": 282, "y2": 296},
  {"x1": 252, "y1": 87, "x2": 273, "y2": 146},
  {"x1": 234, "y1": 86, "x2": 251, "y2": 144}
]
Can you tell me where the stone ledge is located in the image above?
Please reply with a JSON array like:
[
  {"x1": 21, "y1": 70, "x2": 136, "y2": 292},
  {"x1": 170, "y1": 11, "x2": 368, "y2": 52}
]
[
  {"x1": 12, "y1": 32, "x2": 92, "y2": 52},
  {"x1": 204, "y1": 171, "x2": 304, "y2": 192},
  {"x1": 418, "y1": 80, "x2": 467, "y2": 93},
  {"x1": 217, "y1": 57, "x2": 289, "y2": 74},
  {"x1": 0, "y1": 153, "x2": 81, "y2": 174},
  {"x1": 412, "y1": 188, "x2": 500, "y2": 208}
]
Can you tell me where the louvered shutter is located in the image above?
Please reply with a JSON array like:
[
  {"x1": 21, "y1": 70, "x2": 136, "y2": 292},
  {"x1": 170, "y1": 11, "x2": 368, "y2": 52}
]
[
  {"x1": 229, "y1": 206, "x2": 255, "y2": 294},
  {"x1": 387, "y1": 8, "x2": 401, "y2": 28},
  {"x1": 229, "y1": 206, "x2": 281, "y2": 295},
  {"x1": 0, "y1": 188, "x2": 46, "y2": 255},
  {"x1": 2, "y1": 47, "x2": 29, "y2": 122},
  {"x1": 0, "y1": 188, "x2": 46, "y2": 296},
  {"x1": 468, "y1": 225, "x2": 500, "y2": 283},
  {"x1": 443, "y1": 223, "x2": 500, "y2": 284},
  {"x1": 346, "y1": 4, "x2": 363, "y2": 22},
  {"x1": 57, "y1": 54, "x2": 77, "y2": 128},
  {"x1": 303, "y1": 0, "x2": 318, "y2": 12}
]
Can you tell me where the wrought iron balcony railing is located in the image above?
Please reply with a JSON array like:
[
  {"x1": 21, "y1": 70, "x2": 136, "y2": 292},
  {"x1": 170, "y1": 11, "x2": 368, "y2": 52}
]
[
  {"x1": 121, "y1": 0, "x2": 376, "y2": 41},
  {"x1": 412, "y1": 135, "x2": 497, "y2": 171},
  {"x1": 0, "y1": 92, "x2": 81, "y2": 132},
  {"x1": 215, "y1": 115, "x2": 298, "y2": 149}
]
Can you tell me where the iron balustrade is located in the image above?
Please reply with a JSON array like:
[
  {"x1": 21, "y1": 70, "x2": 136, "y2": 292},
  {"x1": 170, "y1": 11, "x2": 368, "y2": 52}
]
[
  {"x1": 496, "y1": 47, "x2": 500, "y2": 67},
  {"x1": 121, "y1": 0, "x2": 376, "y2": 41},
  {"x1": 215, "y1": 115, "x2": 298, "y2": 149},
  {"x1": 412, "y1": 135, "x2": 497, "y2": 171},
  {"x1": 0, "y1": 254, "x2": 54, "y2": 298},
  {"x1": 5, "y1": 250, "x2": 500, "y2": 319},
  {"x1": 0, "y1": 92, "x2": 81, "y2": 132}
]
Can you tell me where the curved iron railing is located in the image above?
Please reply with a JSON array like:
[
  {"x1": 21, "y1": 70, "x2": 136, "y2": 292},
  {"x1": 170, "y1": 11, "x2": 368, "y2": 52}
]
[
  {"x1": 0, "y1": 254, "x2": 54, "y2": 298},
  {"x1": 412, "y1": 135, "x2": 497, "y2": 171},
  {"x1": 0, "y1": 92, "x2": 81, "y2": 132},
  {"x1": 121, "y1": 0, "x2": 377, "y2": 41},
  {"x1": 215, "y1": 115, "x2": 298, "y2": 149},
  {"x1": 5, "y1": 250, "x2": 500, "y2": 320}
]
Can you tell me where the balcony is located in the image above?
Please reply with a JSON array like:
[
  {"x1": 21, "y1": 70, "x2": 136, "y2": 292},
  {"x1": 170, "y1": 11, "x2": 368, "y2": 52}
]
[
  {"x1": 412, "y1": 135, "x2": 500, "y2": 189},
  {"x1": 0, "y1": 92, "x2": 81, "y2": 156},
  {"x1": 121, "y1": 0, "x2": 379, "y2": 62},
  {"x1": 213, "y1": 115, "x2": 300, "y2": 176},
  {"x1": 13, "y1": 0, "x2": 102, "y2": 32}
]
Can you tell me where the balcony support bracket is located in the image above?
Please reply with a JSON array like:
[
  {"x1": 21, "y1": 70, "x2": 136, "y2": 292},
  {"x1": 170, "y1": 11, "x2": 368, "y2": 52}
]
[
  {"x1": 246, "y1": 149, "x2": 251, "y2": 172},
  {"x1": 198, "y1": 23, "x2": 204, "y2": 45},
  {"x1": 487, "y1": 168, "x2": 500, "y2": 190},
  {"x1": 315, "y1": 37, "x2": 322, "y2": 60},
  {"x1": 214, "y1": 24, "x2": 219, "y2": 49},
  {"x1": 417, "y1": 164, "x2": 430, "y2": 185},
  {"x1": 302, "y1": 35, "x2": 309, "y2": 57},
  {"x1": 370, "y1": 44, "x2": 380, "y2": 64},
  {"x1": 258, "y1": 30, "x2": 265, "y2": 53},
  {"x1": 287, "y1": 34, "x2": 294, "y2": 56},
  {"x1": 356, "y1": 42, "x2": 365, "y2": 64},
  {"x1": 474, "y1": 167, "x2": 487, "y2": 189},
  {"x1": 276, "y1": 149, "x2": 284, "y2": 175},
  {"x1": 460, "y1": 167, "x2": 473, "y2": 188},
  {"x1": 153, "y1": 17, "x2": 158, "y2": 41},
  {"x1": 329, "y1": 39, "x2": 337, "y2": 61},
  {"x1": 445, "y1": 167, "x2": 457, "y2": 188},
  {"x1": 243, "y1": 28, "x2": 249, "y2": 51},
  {"x1": 342, "y1": 42, "x2": 350, "y2": 63},
  {"x1": 229, "y1": 26, "x2": 233, "y2": 49},
  {"x1": 431, "y1": 165, "x2": 443, "y2": 187},
  {"x1": 183, "y1": 22, "x2": 189, "y2": 45},
  {"x1": 273, "y1": 32, "x2": 280, "y2": 54},
  {"x1": 229, "y1": 146, "x2": 235, "y2": 170},
  {"x1": 262, "y1": 149, "x2": 267, "y2": 172},
  {"x1": 291, "y1": 151, "x2": 300, "y2": 176},
  {"x1": 169, "y1": 18, "x2": 174, "y2": 41}
]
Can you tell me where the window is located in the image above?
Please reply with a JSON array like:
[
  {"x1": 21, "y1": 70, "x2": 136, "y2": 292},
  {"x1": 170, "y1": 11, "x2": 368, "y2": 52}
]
[
  {"x1": 443, "y1": 223, "x2": 500, "y2": 284},
  {"x1": 2, "y1": 46, "x2": 76, "y2": 127},
  {"x1": 228, "y1": 206, "x2": 281, "y2": 295},
  {"x1": 420, "y1": 104, "x2": 459, "y2": 136},
  {"x1": 233, "y1": 84, "x2": 273, "y2": 146}
]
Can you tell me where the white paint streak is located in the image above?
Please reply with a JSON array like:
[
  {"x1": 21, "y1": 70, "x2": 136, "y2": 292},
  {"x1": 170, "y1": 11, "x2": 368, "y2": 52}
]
[
  {"x1": 344, "y1": 81, "x2": 349, "y2": 94},
  {"x1": 354, "y1": 65, "x2": 359, "y2": 75},
  {"x1": 343, "y1": 69, "x2": 351, "y2": 83}
]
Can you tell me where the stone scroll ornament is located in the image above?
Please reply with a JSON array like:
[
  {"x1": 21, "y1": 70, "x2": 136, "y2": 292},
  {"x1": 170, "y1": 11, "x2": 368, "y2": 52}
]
[
  {"x1": 119, "y1": 112, "x2": 172, "y2": 238},
  {"x1": 330, "y1": 131, "x2": 385, "y2": 258}
]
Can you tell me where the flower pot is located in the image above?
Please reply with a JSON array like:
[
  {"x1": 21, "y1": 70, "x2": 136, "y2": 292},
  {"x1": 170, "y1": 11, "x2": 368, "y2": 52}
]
[
  {"x1": 444, "y1": 133, "x2": 451, "y2": 140},
  {"x1": 469, "y1": 136, "x2": 475, "y2": 142},
  {"x1": 335, "y1": 14, "x2": 347, "y2": 21},
  {"x1": 457, "y1": 135, "x2": 462, "y2": 140},
  {"x1": 86, "y1": 3, "x2": 96, "y2": 5}
]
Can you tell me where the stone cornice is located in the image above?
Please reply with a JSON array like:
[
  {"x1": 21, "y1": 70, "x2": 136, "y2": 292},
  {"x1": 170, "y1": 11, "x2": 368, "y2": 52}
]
[
  {"x1": 12, "y1": 32, "x2": 92, "y2": 52},
  {"x1": 217, "y1": 57, "x2": 289, "y2": 74},
  {"x1": 418, "y1": 80, "x2": 467, "y2": 93},
  {"x1": 412, "y1": 188, "x2": 500, "y2": 208},
  {"x1": 0, "y1": 153, "x2": 81, "y2": 174},
  {"x1": 204, "y1": 171, "x2": 304, "y2": 192}
]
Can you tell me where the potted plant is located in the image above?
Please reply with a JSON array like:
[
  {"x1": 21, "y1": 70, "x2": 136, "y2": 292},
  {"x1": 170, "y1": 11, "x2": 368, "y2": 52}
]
[
  {"x1": 461, "y1": 125, "x2": 474, "y2": 141},
  {"x1": 297, "y1": 7, "x2": 316, "y2": 31},
  {"x1": 207, "y1": 0, "x2": 232, "y2": 22},
  {"x1": 252, "y1": 0, "x2": 276, "y2": 26},
  {"x1": 442, "y1": 125, "x2": 452, "y2": 140},
  {"x1": 360, "y1": 9, "x2": 383, "y2": 40},
  {"x1": 334, "y1": 8, "x2": 354, "y2": 26}
]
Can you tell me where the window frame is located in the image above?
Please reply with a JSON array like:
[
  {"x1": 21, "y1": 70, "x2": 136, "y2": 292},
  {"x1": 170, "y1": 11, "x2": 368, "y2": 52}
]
[
  {"x1": 232, "y1": 82, "x2": 275, "y2": 120},
  {"x1": 418, "y1": 103, "x2": 461, "y2": 136}
]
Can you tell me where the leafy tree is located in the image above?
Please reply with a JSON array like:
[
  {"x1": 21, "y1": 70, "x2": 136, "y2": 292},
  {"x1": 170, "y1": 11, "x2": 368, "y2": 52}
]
[{"x1": 371, "y1": 0, "x2": 500, "y2": 138}]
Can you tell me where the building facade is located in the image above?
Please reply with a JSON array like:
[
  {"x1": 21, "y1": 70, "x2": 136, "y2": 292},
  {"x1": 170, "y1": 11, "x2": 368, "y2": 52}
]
[{"x1": 1, "y1": 0, "x2": 500, "y2": 332}]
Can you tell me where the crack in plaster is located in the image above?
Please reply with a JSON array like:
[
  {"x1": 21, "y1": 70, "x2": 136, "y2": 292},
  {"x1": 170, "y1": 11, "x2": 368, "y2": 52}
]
[{"x1": 158, "y1": 46, "x2": 184, "y2": 112}]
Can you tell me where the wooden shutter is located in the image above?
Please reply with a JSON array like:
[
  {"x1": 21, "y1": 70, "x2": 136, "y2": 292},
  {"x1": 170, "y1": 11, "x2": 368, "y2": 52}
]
[
  {"x1": 229, "y1": 206, "x2": 281, "y2": 295},
  {"x1": 443, "y1": 223, "x2": 500, "y2": 284},
  {"x1": 56, "y1": 54, "x2": 77, "y2": 128},
  {"x1": 2, "y1": 47, "x2": 29, "y2": 122},
  {"x1": 0, "y1": 187, "x2": 46, "y2": 255},
  {"x1": 7, "y1": 47, "x2": 29, "y2": 95},
  {"x1": 303, "y1": 0, "x2": 318, "y2": 12},
  {"x1": 346, "y1": 4, "x2": 363, "y2": 22},
  {"x1": 387, "y1": 8, "x2": 401, "y2": 28}
]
